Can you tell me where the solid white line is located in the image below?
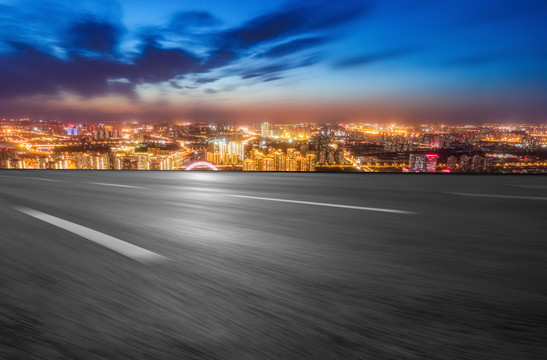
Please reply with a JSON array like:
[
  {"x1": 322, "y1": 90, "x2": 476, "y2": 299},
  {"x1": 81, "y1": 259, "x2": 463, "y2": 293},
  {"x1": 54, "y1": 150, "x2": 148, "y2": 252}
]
[
  {"x1": 29, "y1": 177, "x2": 66, "y2": 183},
  {"x1": 0, "y1": 175, "x2": 65, "y2": 182},
  {"x1": 226, "y1": 194, "x2": 416, "y2": 214},
  {"x1": 447, "y1": 192, "x2": 547, "y2": 201},
  {"x1": 508, "y1": 184, "x2": 547, "y2": 190},
  {"x1": 15, "y1": 207, "x2": 168, "y2": 264},
  {"x1": 85, "y1": 182, "x2": 147, "y2": 189}
]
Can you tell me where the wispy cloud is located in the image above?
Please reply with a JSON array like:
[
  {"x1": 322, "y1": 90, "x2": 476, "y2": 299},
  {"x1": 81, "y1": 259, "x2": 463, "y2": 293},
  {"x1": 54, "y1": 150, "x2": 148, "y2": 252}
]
[{"x1": 332, "y1": 48, "x2": 416, "y2": 69}]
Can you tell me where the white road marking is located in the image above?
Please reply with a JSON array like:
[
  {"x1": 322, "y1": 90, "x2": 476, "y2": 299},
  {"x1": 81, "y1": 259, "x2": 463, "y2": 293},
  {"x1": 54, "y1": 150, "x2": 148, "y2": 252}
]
[
  {"x1": 226, "y1": 194, "x2": 416, "y2": 214},
  {"x1": 0, "y1": 175, "x2": 65, "y2": 182},
  {"x1": 85, "y1": 182, "x2": 147, "y2": 189},
  {"x1": 447, "y1": 192, "x2": 547, "y2": 201},
  {"x1": 15, "y1": 207, "x2": 168, "y2": 264},
  {"x1": 508, "y1": 184, "x2": 547, "y2": 190},
  {"x1": 29, "y1": 177, "x2": 66, "y2": 183}
]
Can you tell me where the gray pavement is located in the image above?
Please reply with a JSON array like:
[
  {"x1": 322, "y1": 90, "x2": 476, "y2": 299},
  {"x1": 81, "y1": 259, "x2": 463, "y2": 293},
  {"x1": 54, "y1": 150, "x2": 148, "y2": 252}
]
[{"x1": 1, "y1": 171, "x2": 546, "y2": 359}]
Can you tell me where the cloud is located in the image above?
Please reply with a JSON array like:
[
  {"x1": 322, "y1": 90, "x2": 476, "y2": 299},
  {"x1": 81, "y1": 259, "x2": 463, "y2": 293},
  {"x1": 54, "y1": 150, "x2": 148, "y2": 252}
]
[
  {"x1": 195, "y1": 77, "x2": 218, "y2": 85},
  {"x1": 217, "y1": 0, "x2": 369, "y2": 50},
  {"x1": 263, "y1": 76, "x2": 285, "y2": 82},
  {"x1": 260, "y1": 37, "x2": 329, "y2": 58},
  {"x1": 0, "y1": 0, "x2": 371, "y2": 100},
  {"x1": 129, "y1": 42, "x2": 201, "y2": 83},
  {"x1": 332, "y1": 48, "x2": 416, "y2": 69},
  {"x1": 169, "y1": 11, "x2": 221, "y2": 31},
  {"x1": 0, "y1": 42, "x2": 132, "y2": 99},
  {"x1": 0, "y1": 38, "x2": 203, "y2": 99},
  {"x1": 64, "y1": 16, "x2": 124, "y2": 55},
  {"x1": 169, "y1": 81, "x2": 183, "y2": 89}
]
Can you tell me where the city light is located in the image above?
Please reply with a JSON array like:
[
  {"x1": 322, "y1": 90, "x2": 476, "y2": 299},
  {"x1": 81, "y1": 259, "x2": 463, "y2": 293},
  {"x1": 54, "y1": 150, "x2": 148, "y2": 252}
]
[
  {"x1": 186, "y1": 162, "x2": 219, "y2": 171},
  {"x1": 1, "y1": 119, "x2": 546, "y2": 173}
]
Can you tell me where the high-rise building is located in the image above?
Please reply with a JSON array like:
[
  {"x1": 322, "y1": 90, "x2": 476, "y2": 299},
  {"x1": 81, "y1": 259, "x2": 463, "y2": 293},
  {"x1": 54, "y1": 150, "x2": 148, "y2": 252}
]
[
  {"x1": 426, "y1": 154, "x2": 438, "y2": 173},
  {"x1": 73, "y1": 152, "x2": 91, "y2": 169},
  {"x1": 287, "y1": 148, "x2": 295, "y2": 159},
  {"x1": 274, "y1": 151, "x2": 287, "y2": 171},
  {"x1": 334, "y1": 148, "x2": 344, "y2": 165},
  {"x1": 261, "y1": 122, "x2": 270, "y2": 138},
  {"x1": 447, "y1": 156, "x2": 458, "y2": 172},
  {"x1": 207, "y1": 140, "x2": 244, "y2": 164},
  {"x1": 459, "y1": 155, "x2": 471, "y2": 173},
  {"x1": 258, "y1": 156, "x2": 274, "y2": 171},
  {"x1": 91, "y1": 154, "x2": 110, "y2": 170},
  {"x1": 243, "y1": 159, "x2": 256, "y2": 171},
  {"x1": 409, "y1": 154, "x2": 426, "y2": 172},
  {"x1": 287, "y1": 158, "x2": 297, "y2": 171},
  {"x1": 409, "y1": 154, "x2": 437, "y2": 172},
  {"x1": 305, "y1": 154, "x2": 316, "y2": 172},
  {"x1": 471, "y1": 155, "x2": 483, "y2": 173},
  {"x1": 327, "y1": 151, "x2": 335, "y2": 165},
  {"x1": 315, "y1": 134, "x2": 330, "y2": 165}
]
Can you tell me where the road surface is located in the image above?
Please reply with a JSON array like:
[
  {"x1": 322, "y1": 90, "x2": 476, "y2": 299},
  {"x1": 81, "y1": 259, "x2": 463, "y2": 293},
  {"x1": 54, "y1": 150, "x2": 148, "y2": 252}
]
[{"x1": 1, "y1": 171, "x2": 546, "y2": 359}]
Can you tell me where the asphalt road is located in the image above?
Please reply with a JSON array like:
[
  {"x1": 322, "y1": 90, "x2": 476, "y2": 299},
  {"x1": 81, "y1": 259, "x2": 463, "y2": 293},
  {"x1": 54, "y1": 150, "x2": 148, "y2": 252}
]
[{"x1": 1, "y1": 171, "x2": 546, "y2": 359}]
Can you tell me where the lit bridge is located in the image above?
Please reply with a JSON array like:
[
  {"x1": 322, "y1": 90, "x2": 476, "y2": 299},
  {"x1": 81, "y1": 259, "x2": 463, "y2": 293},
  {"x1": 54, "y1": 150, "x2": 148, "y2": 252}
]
[{"x1": 185, "y1": 162, "x2": 219, "y2": 171}]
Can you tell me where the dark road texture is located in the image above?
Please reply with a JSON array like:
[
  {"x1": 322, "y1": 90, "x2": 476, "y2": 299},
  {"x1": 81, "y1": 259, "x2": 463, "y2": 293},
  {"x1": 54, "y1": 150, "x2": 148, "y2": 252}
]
[{"x1": 1, "y1": 171, "x2": 546, "y2": 359}]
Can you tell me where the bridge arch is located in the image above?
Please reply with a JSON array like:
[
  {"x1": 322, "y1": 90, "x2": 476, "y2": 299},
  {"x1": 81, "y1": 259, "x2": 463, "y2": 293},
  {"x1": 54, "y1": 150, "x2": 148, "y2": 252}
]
[{"x1": 185, "y1": 162, "x2": 219, "y2": 171}]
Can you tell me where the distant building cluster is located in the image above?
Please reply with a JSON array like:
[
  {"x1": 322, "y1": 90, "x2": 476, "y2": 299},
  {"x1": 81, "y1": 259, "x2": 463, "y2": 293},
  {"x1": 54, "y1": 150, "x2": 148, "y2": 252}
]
[
  {"x1": 1, "y1": 119, "x2": 546, "y2": 172},
  {"x1": 243, "y1": 149, "x2": 315, "y2": 171},
  {"x1": 315, "y1": 134, "x2": 344, "y2": 165},
  {"x1": 0, "y1": 147, "x2": 19, "y2": 169},
  {"x1": 407, "y1": 154, "x2": 495, "y2": 173},
  {"x1": 408, "y1": 154, "x2": 438, "y2": 173},
  {"x1": 207, "y1": 140, "x2": 245, "y2": 165},
  {"x1": 446, "y1": 155, "x2": 494, "y2": 173}
]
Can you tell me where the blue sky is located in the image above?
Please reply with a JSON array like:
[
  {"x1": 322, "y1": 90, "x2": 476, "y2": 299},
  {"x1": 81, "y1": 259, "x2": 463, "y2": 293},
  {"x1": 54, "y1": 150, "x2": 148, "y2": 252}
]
[{"x1": 0, "y1": 0, "x2": 546, "y2": 122}]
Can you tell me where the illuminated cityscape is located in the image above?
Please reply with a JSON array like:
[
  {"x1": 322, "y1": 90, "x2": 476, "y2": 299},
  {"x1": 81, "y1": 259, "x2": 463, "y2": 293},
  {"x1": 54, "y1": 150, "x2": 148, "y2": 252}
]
[
  {"x1": 2, "y1": 118, "x2": 546, "y2": 173},
  {"x1": 1, "y1": 1, "x2": 547, "y2": 359}
]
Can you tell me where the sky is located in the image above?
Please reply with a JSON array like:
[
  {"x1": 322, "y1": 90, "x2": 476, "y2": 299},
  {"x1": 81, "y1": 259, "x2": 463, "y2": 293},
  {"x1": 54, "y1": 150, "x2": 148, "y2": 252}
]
[{"x1": 0, "y1": 0, "x2": 546, "y2": 123}]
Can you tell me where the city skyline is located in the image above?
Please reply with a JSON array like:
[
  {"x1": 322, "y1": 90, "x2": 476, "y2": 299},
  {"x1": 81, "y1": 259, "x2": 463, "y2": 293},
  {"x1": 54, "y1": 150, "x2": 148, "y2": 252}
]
[
  {"x1": 1, "y1": 0, "x2": 547, "y2": 123},
  {"x1": 2, "y1": 118, "x2": 546, "y2": 173}
]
